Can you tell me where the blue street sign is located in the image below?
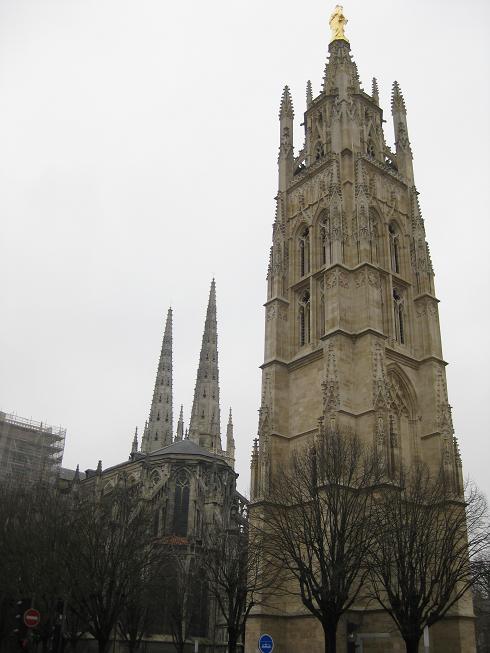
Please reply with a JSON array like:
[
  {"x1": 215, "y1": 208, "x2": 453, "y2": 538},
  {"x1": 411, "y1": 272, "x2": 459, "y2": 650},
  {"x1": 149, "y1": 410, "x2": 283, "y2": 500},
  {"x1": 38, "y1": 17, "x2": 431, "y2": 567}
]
[{"x1": 258, "y1": 634, "x2": 274, "y2": 653}]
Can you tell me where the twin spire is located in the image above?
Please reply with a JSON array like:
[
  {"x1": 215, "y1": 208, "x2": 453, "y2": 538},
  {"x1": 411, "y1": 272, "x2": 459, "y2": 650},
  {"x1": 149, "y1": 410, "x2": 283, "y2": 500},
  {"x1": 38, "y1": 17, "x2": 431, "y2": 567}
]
[
  {"x1": 188, "y1": 279, "x2": 221, "y2": 452},
  {"x1": 141, "y1": 307, "x2": 173, "y2": 453},
  {"x1": 138, "y1": 280, "x2": 234, "y2": 467}
]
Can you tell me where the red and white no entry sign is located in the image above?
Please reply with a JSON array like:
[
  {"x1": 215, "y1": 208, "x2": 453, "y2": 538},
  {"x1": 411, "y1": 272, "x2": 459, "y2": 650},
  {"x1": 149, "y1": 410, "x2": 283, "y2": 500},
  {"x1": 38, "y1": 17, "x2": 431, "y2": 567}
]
[{"x1": 23, "y1": 609, "x2": 40, "y2": 628}]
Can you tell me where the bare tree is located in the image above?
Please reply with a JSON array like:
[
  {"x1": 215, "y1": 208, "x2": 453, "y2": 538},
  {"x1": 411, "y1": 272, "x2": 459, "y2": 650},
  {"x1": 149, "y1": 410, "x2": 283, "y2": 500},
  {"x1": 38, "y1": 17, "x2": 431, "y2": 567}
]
[
  {"x1": 204, "y1": 522, "x2": 271, "y2": 653},
  {"x1": 368, "y1": 464, "x2": 489, "y2": 653},
  {"x1": 160, "y1": 546, "x2": 206, "y2": 653},
  {"x1": 0, "y1": 482, "x2": 71, "y2": 653},
  {"x1": 64, "y1": 484, "x2": 157, "y2": 653},
  {"x1": 263, "y1": 431, "x2": 380, "y2": 653}
]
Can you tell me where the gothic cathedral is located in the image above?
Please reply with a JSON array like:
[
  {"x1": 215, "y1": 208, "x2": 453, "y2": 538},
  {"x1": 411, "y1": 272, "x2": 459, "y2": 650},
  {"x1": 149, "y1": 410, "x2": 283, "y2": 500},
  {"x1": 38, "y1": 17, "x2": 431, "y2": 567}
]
[{"x1": 248, "y1": 10, "x2": 474, "y2": 653}]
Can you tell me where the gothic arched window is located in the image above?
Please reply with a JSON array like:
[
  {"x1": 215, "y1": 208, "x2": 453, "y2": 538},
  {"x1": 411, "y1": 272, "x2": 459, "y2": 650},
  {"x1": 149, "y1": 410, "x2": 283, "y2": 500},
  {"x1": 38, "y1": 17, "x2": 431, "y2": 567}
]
[
  {"x1": 299, "y1": 290, "x2": 311, "y2": 347},
  {"x1": 319, "y1": 213, "x2": 331, "y2": 267},
  {"x1": 173, "y1": 470, "x2": 190, "y2": 537},
  {"x1": 299, "y1": 227, "x2": 310, "y2": 277},
  {"x1": 393, "y1": 288, "x2": 405, "y2": 344},
  {"x1": 389, "y1": 222, "x2": 401, "y2": 274}
]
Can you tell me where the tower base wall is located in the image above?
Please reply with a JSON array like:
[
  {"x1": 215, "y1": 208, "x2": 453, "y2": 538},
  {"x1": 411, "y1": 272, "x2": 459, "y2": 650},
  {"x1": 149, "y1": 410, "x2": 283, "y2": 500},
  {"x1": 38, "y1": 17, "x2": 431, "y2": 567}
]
[{"x1": 245, "y1": 610, "x2": 476, "y2": 653}]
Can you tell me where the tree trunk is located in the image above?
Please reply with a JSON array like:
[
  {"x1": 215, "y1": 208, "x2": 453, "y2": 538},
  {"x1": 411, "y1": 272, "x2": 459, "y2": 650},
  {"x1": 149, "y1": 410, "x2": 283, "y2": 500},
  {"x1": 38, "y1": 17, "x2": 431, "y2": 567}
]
[
  {"x1": 322, "y1": 622, "x2": 337, "y2": 653},
  {"x1": 227, "y1": 628, "x2": 238, "y2": 653},
  {"x1": 404, "y1": 636, "x2": 421, "y2": 653},
  {"x1": 97, "y1": 636, "x2": 110, "y2": 653}
]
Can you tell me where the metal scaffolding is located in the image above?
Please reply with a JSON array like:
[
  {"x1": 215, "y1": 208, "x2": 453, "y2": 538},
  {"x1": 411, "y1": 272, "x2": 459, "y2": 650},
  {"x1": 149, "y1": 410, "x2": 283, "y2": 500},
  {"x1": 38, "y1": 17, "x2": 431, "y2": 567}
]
[{"x1": 0, "y1": 411, "x2": 66, "y2": 485}]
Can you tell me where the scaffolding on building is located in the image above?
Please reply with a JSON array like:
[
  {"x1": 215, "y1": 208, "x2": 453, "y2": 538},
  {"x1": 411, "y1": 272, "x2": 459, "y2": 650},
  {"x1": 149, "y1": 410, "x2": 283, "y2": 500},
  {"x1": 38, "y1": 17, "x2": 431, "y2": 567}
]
[{"x1": 0, "y1": 411, "x2": 66, "y2": 485}]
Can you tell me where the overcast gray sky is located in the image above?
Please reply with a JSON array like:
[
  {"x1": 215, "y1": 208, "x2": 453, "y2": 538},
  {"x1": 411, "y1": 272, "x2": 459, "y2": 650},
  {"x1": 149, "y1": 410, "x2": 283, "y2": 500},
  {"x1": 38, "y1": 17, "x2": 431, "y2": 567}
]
[{"x1": 0, "y1": 0, "x2": 488, "y2": 498}]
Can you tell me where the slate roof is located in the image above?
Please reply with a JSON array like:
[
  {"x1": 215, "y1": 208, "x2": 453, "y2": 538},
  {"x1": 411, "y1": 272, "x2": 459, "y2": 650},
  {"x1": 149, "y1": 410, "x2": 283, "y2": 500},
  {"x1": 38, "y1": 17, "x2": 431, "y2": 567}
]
[{"x1": 149, "y1": 438, "x2": 224, "y2": 461}]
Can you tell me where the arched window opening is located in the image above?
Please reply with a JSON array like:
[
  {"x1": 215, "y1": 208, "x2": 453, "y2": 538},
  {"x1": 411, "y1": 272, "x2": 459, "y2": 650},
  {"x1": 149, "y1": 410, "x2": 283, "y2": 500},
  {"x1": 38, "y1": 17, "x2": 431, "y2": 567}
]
[
  {"x1": 393, "y1": 288, "x2": 405, "y2": 345},
  {"x1": 299, "y1": 227, "x2": 310, "y2": 277},
  {"x1": 299, "y1": 290, "x2": 311, "y2": 347},
  {"x1": 389, "y1": 222, "x2": 401, "y2": 274},
  {"x1": 173, "y1": 471, "x2": 190, "y2": 537}
]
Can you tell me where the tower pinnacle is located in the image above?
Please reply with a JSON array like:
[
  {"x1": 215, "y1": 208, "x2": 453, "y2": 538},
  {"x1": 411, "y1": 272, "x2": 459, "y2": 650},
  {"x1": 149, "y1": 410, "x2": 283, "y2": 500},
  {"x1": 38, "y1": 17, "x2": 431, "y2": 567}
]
[
  {"x1": 130, "y1": 426, "x2": 138, "y2": 458},
  {"x1": 226, "y1": 407, "x2": 235, "y2": 469},
  {"x1": 391, "y1": 81, "x2": 413, "y2": 182},
  {"x1": 188, "y1": 280, "x2": 221, "y2": 453},
  {"x1": 142, "y1": 307, "x2": 173, "y2": 453},
  {"x1": 279, "y1": 86, "x2": 294, "y2": 120},
  {"x1": 176, "y1": 405, "x2": 184, "y2": 441}
]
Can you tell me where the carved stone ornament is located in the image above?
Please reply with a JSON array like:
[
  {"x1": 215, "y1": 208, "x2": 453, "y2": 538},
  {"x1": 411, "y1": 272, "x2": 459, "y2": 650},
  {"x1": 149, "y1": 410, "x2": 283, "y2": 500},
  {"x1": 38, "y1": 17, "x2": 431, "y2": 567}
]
[
  {"x1": 322, "y1": 344, "x2": 340, "y2": 413},
  {"x1": 326, "y1": 268, "x2": 349, "y2": 289}
]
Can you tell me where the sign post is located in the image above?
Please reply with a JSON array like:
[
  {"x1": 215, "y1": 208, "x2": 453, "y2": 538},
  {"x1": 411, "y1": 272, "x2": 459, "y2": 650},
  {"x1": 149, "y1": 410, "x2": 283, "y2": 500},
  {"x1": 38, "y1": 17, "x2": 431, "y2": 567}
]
[
  {"x1": 23, "y1": 609, "x2": 41, "y2": 629},
  {"x1": 258, "y1": 634, "x2": 274, "y2": 653}
]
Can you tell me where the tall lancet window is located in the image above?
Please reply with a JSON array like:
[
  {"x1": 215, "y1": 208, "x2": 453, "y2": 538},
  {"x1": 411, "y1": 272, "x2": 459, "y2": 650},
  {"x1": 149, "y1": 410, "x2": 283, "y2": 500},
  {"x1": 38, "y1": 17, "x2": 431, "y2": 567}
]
[
  {"x1": 173, "y1": 470, "x2": 190, "y2": 537},
  {"x1": 393, "y1": 288, "x2": 405, "y2": 344},
  {"x1": 319, "y1": 213, "x2": 331, "y2": 267},
  {"x1": 299, "y1": 227, "x2": 310, "y2": 277},
  {"x1": 299, "y1": 290, "x2": 311, "y2": 347},
  {"x1": 389, "y1": 222, "x2": 401, "y2": 274}
]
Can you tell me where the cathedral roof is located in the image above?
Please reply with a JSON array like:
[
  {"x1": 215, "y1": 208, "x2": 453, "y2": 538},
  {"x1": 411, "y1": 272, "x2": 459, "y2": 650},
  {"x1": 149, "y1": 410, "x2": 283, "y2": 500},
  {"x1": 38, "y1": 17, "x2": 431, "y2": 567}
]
[{"x1": 148, "y1": 437, "x2": 227, "y2": 463}]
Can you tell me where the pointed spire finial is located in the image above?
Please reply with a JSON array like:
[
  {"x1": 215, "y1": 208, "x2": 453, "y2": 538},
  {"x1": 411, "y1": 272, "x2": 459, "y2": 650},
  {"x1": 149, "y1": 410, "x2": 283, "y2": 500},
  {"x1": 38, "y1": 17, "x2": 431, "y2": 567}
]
[
  {"x1": 279, "y1": 85, "x2": 294, "y2": 120},
  {"x1": 306, "y1": 80, "x2": 313, "y2": 108},
  {"x1": 372, "y1": 77, "x2": 379, "y2": 104},
  {"x1": 329, "y1": 5, "x2": 349, "y2": 43},
  {"x1": 73, "y1": 464, "x2": 80, "y2": 483},
  {"x1": 391, "y1": 81, "x2": 406, "y2": 114},
  {"x1": 130, "y1": 426, "x2": 138, "y2": 457},
  {"x1": 225, "y1": 406, "x2": 235, "y2": 468},
  {"x1": 96, "y1": 460, "x2": 102, "y2": 475},
  {"x1": 176, "y1": 405, "x2": 184, "y2": 441}
]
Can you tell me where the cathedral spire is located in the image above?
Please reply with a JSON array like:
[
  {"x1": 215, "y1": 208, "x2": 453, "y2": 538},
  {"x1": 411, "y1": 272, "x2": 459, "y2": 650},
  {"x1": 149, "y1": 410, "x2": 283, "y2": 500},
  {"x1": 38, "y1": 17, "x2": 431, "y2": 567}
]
[
  {"x1": 142, "y1": 307, "x2": 173, "y2": 453},
  {"x1": 175, "y1": 405, "x2": 184, "y2": 441},
  {"x1": 188, "y1": 280, "x2": 221, "y2": 453}
]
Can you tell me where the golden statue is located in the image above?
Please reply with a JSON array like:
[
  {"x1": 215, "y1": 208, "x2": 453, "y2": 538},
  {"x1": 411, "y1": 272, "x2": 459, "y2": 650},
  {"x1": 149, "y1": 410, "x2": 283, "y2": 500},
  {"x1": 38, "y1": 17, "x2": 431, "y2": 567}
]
[{"x1": 329, "y1": 5, "x2": 349, "y2": 43}]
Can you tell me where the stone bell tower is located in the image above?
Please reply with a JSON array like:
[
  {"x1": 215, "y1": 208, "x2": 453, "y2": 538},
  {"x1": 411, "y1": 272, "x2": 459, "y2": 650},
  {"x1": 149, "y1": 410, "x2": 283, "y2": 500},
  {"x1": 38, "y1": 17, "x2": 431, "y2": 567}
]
[{"x1": 248, "y1": 8, "x2": 474, "y2": 653}]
